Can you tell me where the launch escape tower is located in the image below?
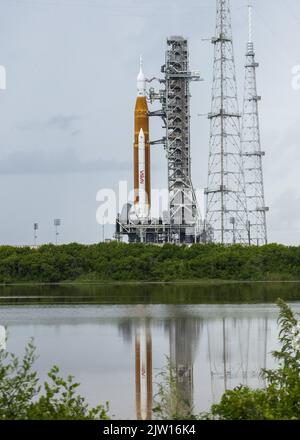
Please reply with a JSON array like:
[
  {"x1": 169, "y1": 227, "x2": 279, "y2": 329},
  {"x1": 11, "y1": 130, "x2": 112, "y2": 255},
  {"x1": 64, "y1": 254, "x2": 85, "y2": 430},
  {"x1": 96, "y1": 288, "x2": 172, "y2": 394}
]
[
  {"x1": 241, "y1": 6, "x2": 268, "y2": 245},
  {"x1": 205, "y1": 0, "x2": 249, "y2": 245}
]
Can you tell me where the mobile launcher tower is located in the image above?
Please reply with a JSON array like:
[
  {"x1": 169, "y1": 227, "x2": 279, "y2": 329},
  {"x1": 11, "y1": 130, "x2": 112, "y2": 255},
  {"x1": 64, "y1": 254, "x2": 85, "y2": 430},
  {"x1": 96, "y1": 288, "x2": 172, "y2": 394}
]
[{"x1": 116, "y1": 37, "x2": 206, "y2": 244}]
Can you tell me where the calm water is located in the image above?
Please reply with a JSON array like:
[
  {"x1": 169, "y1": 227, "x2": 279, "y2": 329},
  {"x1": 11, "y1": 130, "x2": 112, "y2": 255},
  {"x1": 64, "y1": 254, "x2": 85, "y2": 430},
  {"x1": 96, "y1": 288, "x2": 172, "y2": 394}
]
[{"x1": 1, "y1": 283, "x2": 300, "y2": 420}]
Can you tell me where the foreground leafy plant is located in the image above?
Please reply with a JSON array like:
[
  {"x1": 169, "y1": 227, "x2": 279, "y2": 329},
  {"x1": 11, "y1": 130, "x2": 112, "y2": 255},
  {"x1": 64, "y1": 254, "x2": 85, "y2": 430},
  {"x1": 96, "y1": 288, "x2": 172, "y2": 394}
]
[
  {"x1": 153, "y1": 358, "x2": 197, "y2": 420},
  {"x1": 0, "y1": 340, "x2": 109, "y2": 420}
]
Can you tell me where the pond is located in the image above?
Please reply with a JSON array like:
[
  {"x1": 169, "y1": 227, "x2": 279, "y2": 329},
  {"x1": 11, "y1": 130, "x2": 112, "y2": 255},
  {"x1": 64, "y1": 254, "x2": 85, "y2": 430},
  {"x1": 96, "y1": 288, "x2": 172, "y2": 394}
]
[{"x1": 0, "y1": 283, "x2": 300, "y2": 419}]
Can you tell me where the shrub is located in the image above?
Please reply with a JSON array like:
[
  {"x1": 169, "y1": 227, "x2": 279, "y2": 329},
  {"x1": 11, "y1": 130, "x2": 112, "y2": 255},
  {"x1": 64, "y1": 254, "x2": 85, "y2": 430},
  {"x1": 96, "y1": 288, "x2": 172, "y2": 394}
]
[{"x1": 0, "y1": 339, "x2": 109, "y2": 420}]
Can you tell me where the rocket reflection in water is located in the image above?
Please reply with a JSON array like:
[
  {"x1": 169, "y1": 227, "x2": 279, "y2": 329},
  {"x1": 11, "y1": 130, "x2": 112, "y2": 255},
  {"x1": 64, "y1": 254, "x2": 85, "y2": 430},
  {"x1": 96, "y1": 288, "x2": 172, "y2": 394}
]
[
  {"x1": 0, "y1": 325, "x2": 6, "y2": 350},
  {"x1": 135, "y1": 322, "x2": 153, "y2": 420},
  {"x1": 118, "y1": 317, "x2": 153, "y2": 420}
]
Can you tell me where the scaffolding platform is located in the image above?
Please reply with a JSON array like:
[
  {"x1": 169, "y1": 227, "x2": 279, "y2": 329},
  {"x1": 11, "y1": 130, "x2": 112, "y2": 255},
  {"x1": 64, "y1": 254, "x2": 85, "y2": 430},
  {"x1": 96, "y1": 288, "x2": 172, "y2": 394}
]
[{"x1": 115, "y1": 217, "x2": 205, "y2": 245}]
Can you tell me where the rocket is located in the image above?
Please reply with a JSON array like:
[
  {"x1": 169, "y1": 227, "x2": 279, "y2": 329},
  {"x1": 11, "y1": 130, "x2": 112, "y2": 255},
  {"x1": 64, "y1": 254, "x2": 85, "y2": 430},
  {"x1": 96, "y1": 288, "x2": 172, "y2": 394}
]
[{"x1": 134, "y1": 57, "x2": 151, "y2": 220}]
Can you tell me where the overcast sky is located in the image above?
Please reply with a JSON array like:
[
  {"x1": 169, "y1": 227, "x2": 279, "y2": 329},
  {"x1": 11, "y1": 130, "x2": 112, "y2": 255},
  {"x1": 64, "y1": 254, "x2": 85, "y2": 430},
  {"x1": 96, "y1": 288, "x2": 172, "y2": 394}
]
[{"x1": 0, "y1": 0, "x2": 299, "y2": 245}]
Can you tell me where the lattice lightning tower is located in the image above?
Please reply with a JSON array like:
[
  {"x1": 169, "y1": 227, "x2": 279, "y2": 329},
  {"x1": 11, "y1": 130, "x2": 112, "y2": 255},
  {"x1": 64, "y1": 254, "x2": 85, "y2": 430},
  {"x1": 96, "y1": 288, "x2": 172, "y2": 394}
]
[
  {"x1": 241, "y1": 5, "x2": 268, "y2": 245},
  {"x1": 205, "y1": 0, "x2": 248, "y2": 244}
]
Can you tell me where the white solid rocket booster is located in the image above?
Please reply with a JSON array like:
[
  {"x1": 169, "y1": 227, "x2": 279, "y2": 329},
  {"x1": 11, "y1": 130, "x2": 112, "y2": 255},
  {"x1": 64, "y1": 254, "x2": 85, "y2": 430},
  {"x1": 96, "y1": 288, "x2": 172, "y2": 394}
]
[{"x1": 138, "y1": 128, "x2": 148, "y2": 220}]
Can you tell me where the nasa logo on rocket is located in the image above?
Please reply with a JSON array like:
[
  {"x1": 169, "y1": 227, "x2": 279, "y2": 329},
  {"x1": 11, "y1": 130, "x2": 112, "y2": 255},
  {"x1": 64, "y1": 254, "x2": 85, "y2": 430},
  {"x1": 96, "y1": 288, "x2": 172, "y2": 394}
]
[{"x1": 140, "y1": 170, "x2": 145, "y2": 185}]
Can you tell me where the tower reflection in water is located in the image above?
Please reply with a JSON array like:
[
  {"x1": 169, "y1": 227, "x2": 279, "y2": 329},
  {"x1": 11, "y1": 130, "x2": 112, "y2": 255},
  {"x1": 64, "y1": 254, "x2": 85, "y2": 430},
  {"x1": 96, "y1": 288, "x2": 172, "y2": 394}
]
[
  {"x1": 167, "y1": 318, "x2": 202, "y2": 415},
  {"x1": 207, "y1": 317, "x2": 269, "y2": 402},
  {"x1": 119, "y1": 311, "x2": 271, "y2": 419}
]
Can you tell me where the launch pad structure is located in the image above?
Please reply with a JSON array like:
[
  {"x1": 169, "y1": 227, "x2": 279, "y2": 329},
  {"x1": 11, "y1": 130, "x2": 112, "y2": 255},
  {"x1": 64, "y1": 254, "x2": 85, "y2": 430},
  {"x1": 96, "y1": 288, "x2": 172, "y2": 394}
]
[
  {"x1": 116, "y1": 37, "x2": 205, "y2": 244},
  {"x1": 115, "y1": 1, "x2": 268, "y2": 246}
]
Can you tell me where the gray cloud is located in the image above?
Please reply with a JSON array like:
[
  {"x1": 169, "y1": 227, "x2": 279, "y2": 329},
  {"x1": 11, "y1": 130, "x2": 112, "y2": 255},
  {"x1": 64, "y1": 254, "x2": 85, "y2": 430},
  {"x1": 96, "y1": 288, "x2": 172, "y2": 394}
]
[
  {"x1": 18, "y1": 114, "x2": 82, "y2": 133},
  {"x1": 0, "y1": 149, "x2": 131, "y2": 175}
]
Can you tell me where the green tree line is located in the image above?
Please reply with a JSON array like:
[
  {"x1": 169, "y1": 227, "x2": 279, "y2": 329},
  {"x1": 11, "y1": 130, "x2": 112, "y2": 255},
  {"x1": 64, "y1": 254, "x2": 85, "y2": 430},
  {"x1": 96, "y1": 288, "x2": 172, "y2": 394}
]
[{"x1": 0, "y1": 242, "x2": 300, "y2": 283}]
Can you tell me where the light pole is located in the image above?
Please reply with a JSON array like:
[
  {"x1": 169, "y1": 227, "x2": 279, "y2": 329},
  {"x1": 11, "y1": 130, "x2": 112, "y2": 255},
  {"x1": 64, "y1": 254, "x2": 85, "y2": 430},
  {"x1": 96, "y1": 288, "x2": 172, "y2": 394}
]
[
  {"x1": 230, "y1": 217, "x2": 236, "y2": 245},
  {"x1": 101, "y1": 216, "x2": 104, "y2": 243},
  {"x1": 247, "y1": 220, "x2": 251, "y2": 246},
  {"x1": 33, "y1": 223, "x2": 38, "y2": 247},
  {"x1": 54, "y1": 219, "x2": 61, "y2": 245},
  {"x1": 203, "y1": 219, "x2": 207, "y2": 245}
]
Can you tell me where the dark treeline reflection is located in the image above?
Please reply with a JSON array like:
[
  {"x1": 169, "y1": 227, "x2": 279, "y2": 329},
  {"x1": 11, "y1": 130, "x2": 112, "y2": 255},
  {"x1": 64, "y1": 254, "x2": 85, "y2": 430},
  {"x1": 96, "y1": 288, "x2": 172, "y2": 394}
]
[{"x1": 1, "y1": 283, "x2": 300, "y2": 305}]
